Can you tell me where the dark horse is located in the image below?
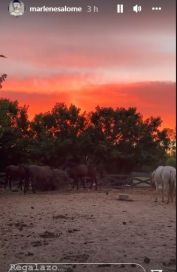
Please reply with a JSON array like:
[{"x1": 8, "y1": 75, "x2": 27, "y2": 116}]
[
  {"x1": 64, "y1": 161, "x2": 98, "y2": 190},
  {"x1": 5, "y1": 164, "x2": 26, "y2": 190}
]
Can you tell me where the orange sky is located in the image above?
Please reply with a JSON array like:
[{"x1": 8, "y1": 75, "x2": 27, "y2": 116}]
[
  {"x1": 1, "y1": 80, "x2": 176, "y2": 129},
  {"x1": 0, "y1": 0, "x2": 176, "y2": 129}
]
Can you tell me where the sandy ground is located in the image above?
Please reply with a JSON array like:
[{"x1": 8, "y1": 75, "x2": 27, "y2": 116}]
[{"x1": 0, "y1": 188, "x2": 176, "y2": 272}]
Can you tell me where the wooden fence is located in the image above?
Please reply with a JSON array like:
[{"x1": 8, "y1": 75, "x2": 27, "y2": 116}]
[
  {"x1": 0, "y1": 171, "x2": 151, "y2": 189},
  {"x1": 103, "y1": 172, "x2": 151, "y2": 188}
]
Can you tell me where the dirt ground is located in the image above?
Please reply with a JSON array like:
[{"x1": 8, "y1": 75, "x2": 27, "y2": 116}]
[{"x1": 0, "y1": 188, "x2": 176, "y2": 272}]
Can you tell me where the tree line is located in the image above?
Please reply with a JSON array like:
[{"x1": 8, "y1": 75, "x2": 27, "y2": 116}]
[{"x1": 0, "y1": 98, "x2": 175, "y2": 173}]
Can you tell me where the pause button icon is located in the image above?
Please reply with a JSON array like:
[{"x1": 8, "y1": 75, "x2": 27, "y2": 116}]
[{"x1": 117, "y1": 4, "x2": 124, "y2": 13}]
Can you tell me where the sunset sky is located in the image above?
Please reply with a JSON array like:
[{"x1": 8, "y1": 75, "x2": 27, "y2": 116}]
[{"x1": 0, "y1": 0, "x2": 176, "y2": 128}]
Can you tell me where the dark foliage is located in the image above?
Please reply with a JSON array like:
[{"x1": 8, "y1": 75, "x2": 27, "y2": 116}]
[{"x1": 0, "y1": 98, "x2": 172, "y2": 173}]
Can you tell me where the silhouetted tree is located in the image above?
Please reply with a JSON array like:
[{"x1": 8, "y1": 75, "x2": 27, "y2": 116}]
[
  {"x1": 0, "y1": 98, "x2": 172, "y2": 172},
  {"x1": 0, "y1": 98, "x2": 30, "y2": 170}
]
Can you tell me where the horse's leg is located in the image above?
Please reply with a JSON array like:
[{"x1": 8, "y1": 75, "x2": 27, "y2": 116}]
[
  {"x1": 77, "y1": 179, "x2": 79, "y2": 190},
  {"x1": 4, "y1": 174, "x2": 8, "y2": 189},
  {"x1": 172, "y1": 186, "x2": 176, "y2": 203},
  {"x1": 72, "y1": 180, "x2": 75, "y2": 190},
  {"x1": 170, "y1": 181, "x2": 174, "y2": 203},
  {"x1": 82, "y1": 177, "x2": 86, "y2": 189},
  {"x1": 24, "y1": 181, "x2": 26, "y2": 194},
  {"x1": 32, "y1": 181, "x2": 36, "y2": 193},
  {"x1": 162, "y1": 183, "x2": 165, "y2": 203},
  {"x1": 27, "y1": 178, "x2": 30, "y2": 191},
  {"x1": 21, "y1": 178, "x2": 24, "y2": 191},
  {"x1": 89, "y1": 178, "x2": 93, "y2": 189},
  {"x1": 9, "y1": 177, "x2": 12, "y2": 191},
  {"x1": 24, "y1": 178, "x2": 28, "y2": 194},
  {"x1": 167, "y1": 186, "x2": 170, "y2": 204},
  {"x1": 95, "y1": 178, "x2": 98, "y2": 190},
  {"x1": 154, "y1": 185, "x2": 159, "y2": 202},
  {"x1": 18, "y1": 178, "x2": 23, "y2": 191},
  {"x1": 170, "y1": 189, "x2": 174, "y2": 203}
]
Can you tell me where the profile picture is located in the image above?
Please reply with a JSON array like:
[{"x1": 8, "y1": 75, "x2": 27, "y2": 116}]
[{"x1": 9, "y1": 0, "x2": 25, "y2": 17}]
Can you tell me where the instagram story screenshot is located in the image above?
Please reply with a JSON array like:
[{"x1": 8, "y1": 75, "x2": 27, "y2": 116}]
[{"x1": 0, "y1": 1, "x2": 176, "y2": 272}]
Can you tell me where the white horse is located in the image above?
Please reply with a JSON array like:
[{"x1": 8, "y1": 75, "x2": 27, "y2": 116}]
[{"x1": 152, "y1": 166, "x2": 176, "y2": 203}]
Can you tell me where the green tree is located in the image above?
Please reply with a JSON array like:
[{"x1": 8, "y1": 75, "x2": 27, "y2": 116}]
[
  {"x1": 0, "y1": 98, "x2": 30, "y2": 170},
  {"x1": 88, "y1": 107, "x2": 170, "y2": 172},
  {"x1": 165, "y1": 128, "x2": 176, "y2": 168},
  {"x1": 0, "y1": 98, "x2": 171, "y2": 173},
  {"x1": 30, "y1": 103, "x2": 87, "y2": 165}
]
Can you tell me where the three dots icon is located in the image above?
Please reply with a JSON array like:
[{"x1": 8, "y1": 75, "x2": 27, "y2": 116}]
[{"x1": 152, "y1": 7, "x2": 162, "y2": 11}]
